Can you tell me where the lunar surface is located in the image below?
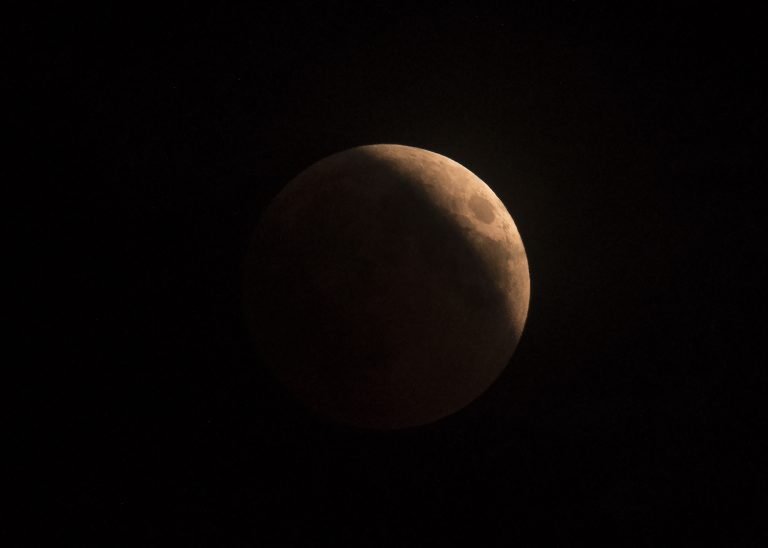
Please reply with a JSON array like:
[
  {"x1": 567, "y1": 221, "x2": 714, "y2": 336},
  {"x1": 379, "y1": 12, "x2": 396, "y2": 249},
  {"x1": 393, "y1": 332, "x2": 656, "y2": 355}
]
[{"x1": 243, "y1": 144, "x2": 529, "y2": 429}]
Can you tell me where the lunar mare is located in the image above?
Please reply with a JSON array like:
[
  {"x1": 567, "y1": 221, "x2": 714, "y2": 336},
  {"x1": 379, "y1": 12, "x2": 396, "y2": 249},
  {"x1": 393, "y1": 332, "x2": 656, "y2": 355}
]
[{"x1": 243, "y1": 144, "x2": 530, "y2": 429}]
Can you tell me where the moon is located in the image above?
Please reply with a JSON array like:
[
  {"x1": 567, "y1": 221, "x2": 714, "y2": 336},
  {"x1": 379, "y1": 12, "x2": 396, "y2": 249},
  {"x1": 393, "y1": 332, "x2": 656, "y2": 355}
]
[{"x1": 243, "y1": 144, "x2": 530, "y2": 429}]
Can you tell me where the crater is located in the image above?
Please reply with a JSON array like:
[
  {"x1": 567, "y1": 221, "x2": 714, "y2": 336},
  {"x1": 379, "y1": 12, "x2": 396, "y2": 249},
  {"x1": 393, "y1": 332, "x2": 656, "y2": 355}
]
[{"x1": 468, "y1": 194, "x2": 496, "y2": 224}]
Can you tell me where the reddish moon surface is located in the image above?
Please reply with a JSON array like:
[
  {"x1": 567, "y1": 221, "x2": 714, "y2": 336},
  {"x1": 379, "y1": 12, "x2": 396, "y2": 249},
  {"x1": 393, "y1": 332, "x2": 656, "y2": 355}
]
[{"x1": 243, "y1": 144, "x2": 530, "y2": 429}]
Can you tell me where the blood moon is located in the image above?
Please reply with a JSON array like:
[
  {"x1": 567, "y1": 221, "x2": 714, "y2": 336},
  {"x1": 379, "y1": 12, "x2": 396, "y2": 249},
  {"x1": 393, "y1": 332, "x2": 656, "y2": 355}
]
[{"x1": 242, "y1": 144, "x2": 529, "y2": 429}]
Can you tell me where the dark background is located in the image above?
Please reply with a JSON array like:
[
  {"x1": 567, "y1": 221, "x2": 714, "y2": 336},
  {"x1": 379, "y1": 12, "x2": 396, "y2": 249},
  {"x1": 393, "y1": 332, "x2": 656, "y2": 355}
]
[{"x1": 13, "y1": 4, "x2": 765, "y2": 546}]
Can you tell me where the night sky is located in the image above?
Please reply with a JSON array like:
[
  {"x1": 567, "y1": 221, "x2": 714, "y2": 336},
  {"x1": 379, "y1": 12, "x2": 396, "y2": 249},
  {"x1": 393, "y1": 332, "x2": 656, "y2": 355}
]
[{"x1": 14, "y1": 5, "x2": 765, "y2": 545}]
